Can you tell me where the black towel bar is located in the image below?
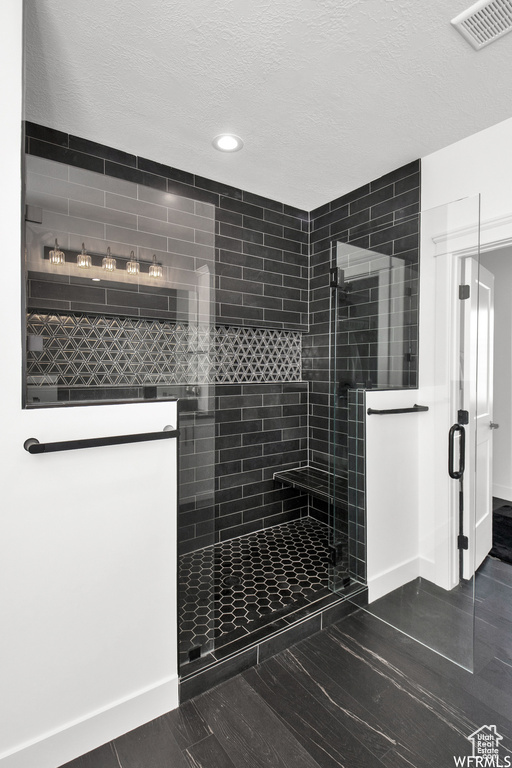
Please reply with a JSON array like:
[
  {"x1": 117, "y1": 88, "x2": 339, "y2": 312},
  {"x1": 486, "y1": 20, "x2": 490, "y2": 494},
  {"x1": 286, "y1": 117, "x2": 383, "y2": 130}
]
[
  {"x1": 367, "y1": 404, "x2": 429, "y2": 416},
  {"x1": 23, "y1": 426, "x2": 179, "y2": 454}
]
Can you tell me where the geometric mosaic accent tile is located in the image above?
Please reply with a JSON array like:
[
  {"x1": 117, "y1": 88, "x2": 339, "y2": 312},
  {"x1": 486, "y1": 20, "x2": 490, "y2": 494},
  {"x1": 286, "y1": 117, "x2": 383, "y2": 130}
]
[
  {"x1": 26, "y1": 312, "x2": 301, "y2": 387},
  {"x1": 214, "y1": 326, "x2": 302, "y2": 384}
]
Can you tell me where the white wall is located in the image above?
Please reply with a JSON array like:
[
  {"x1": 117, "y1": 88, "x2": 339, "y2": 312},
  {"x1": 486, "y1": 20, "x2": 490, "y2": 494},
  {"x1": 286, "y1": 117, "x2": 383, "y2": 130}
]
[
  {"x1": 480, "y1": 246, "x2": 512, "y2": 502},
  {"x1": 365, "y1": 390, "x2": 421, "y2": 601},
  {"x1": 0, "y1": 3, "x2": 179, "y2": 767},
  {"x1": 418, "y1": 117, "x2": 512, "y2": 588},
  {"x1": 422, "y1": 116, "x2": 512, "y2": 225}
]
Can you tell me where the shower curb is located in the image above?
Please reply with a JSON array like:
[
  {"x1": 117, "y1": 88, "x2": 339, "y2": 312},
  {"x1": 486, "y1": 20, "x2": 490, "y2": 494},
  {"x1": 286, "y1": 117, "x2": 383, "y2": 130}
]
[{"x1": 179, "y1": 586, "x2": 368, "y2": 702}]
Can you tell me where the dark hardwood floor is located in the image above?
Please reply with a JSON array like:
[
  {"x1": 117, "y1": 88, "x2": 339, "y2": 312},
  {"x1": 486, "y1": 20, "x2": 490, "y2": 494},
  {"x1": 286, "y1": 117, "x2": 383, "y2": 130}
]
[{"x1": 61, "y1": 556, "x2": 512, "y2": 768}]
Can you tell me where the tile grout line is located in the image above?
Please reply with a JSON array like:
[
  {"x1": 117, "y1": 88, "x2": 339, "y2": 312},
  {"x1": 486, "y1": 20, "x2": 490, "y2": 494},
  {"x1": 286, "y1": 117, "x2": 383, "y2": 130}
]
[{"x1": 111, "y1": 741, "x2": 124, "y2": 768}]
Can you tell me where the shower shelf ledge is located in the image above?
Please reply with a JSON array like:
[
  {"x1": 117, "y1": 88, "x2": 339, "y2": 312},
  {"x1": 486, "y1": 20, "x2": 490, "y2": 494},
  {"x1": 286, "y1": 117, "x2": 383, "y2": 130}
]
[{"x1": 273, "y1": 465, "x2": 347, "y2": 506}]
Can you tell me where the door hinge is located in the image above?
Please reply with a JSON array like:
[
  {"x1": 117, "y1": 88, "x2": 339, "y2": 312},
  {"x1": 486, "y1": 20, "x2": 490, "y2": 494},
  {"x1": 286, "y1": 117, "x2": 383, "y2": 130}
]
[
  {"x1": 330, "y1": 267, "x2": 339, "y2": 289},
  {"x1": 458, "y1": 409, "x2": 469, "y2": 425},
  {"x1": 457, "y1": 535, "x2": 469, "y2": 550},
  {"x1": 459, "y1": 285, "x2": 470, "y2": 300}
]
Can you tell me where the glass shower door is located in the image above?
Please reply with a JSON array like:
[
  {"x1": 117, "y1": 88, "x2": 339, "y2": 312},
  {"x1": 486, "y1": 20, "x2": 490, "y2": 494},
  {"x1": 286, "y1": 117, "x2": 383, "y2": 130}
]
[
  {"x1": 328, "y1": 242, "x2": 419, "y2": 593},
  {"x1": 329, "y1": 196, "x2": 484, "y2": 672}
]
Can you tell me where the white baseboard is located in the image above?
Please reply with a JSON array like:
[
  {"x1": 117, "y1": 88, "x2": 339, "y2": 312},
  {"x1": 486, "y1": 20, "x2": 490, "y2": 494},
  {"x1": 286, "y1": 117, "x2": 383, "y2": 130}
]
[
  {"x1": 368, "y1": 557, "x2": 419, "y2": 603},
  {"x1": 493, "y1": 484, "x2": 512, "y2": 503},
  {"x1": 418, "y1": 556, "x2": 435, "y2": 582},
  {"x1": 0, "y1": 675, "x2": 179, "y2": 768}
]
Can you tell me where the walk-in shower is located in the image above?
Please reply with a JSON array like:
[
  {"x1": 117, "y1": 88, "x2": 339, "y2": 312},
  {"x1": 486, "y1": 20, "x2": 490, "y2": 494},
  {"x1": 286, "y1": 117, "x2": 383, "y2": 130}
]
[
  {"x1": 26, "y1": 131, "x2": 456, "y2": 695},
  {"x1": 178, "y1": 221, "x2": 423, "y2": 687}
]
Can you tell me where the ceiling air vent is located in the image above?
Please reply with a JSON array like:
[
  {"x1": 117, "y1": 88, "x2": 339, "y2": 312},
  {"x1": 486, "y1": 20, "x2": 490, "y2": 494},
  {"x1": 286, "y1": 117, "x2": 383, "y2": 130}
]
[{"x1": 451, "y1": 0, "x2": 512, "y2": 49}]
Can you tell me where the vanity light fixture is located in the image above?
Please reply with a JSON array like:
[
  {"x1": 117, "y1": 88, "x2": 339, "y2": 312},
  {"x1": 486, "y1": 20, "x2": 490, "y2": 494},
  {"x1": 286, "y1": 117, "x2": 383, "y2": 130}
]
[
  {"x1": 48, "y1": 239, "x2": 65, "y2": 265},
  {"x1": 212, "y1": 134, "x2": 244, "y2": 152},
  {"x1": 149, "y1": 254, "x2": 163, "y2": 279},
  {"x1": 102, "y1": 246, "x2": 116, "y2": 272},
  {"x1": 43, "y1": 244, "x2": 162, "y2": 276},
  {"x1": 126, "y1": 250, "x2": 140, "y2": 276},
  {"x1": 76, "y1": 243, "x2": 91, "y2": 269}
]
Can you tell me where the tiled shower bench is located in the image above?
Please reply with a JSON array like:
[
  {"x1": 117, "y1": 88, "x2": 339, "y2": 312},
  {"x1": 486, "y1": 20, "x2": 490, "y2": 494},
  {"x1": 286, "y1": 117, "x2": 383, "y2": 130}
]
[{"x1": 273, "y1": 464, "x2": 347, "y2": 507}]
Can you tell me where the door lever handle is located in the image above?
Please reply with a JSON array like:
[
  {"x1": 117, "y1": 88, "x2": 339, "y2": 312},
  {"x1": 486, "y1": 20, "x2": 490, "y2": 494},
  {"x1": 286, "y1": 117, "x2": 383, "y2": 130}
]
[{"x1": 490, "y1": 422, "x2": 500, "y2": 430}]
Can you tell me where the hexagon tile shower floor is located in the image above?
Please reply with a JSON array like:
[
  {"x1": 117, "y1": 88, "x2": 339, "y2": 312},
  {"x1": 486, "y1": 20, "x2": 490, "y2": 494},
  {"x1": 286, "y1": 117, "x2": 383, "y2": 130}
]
[{"x1": 178, "y1": 517, "x2": 347, "y2": 667}]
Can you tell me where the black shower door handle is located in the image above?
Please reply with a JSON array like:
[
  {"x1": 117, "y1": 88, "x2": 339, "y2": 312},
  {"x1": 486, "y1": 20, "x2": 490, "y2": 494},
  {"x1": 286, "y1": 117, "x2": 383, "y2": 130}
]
[{"x1": 448, "y1": 423, "x2": 465, "y2": 480}]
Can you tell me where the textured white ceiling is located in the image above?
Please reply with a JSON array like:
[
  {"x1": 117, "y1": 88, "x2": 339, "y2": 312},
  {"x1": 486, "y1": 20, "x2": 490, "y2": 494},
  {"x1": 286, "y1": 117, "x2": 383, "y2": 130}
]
[{"x1": 24, "y1": 0, "x2": 512, "y2": 211}]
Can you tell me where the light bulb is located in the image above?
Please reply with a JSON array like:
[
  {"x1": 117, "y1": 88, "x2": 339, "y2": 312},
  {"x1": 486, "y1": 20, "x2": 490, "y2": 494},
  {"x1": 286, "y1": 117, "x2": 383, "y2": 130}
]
[
  {"x1": 149, "y1": 254, "x2": 163, "y2": 279},
  {"x1": 102, "y1": 246, "x2": 116, "y2": 272},
  {"x1": 49, "y1": 239, "x2": 65, "y2": 265},
  {"x1": 212, "y1": 134, "x2": 244, "y2": 152},
  {"x1": 126, "y1": 250, "x2": 140, "y2": 276},
  {"x1": 77, "y1": 243, "x2": 91, "y2": 269}
]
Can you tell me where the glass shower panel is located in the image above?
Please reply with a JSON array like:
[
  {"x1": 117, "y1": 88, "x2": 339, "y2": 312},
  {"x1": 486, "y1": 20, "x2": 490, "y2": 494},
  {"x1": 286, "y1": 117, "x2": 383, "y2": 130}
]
[
  {"x1": 22, "y1": 155, "x2": 217, "y2": 670},
  {"x1": 176, "y1": 265, "x2": 217, "y2": 668},
  {"x1": 334, "y1": 242, "x2": 418, "y2": 390},
  {"x1": 330, "y1": 198, "x2": 482, "y2": 672},
  {"x1": 329, "y1": 242, "x2": 418, "y2": 594}
]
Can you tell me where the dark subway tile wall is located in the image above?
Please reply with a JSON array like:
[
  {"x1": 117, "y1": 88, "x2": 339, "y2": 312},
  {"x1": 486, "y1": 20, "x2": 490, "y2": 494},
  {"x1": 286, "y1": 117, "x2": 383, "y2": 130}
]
[
  {"x1": 332, "y1": 264, "x2": 419, "y2": 394},
  {"x1": 304, "y1": 160, "x2": 421, "y2": 473},
  {"x1": 178, "y1": 383, "x2": 309, "y2": 553},
  {"x1": 25, "y1": 122, "x2": 309, "y2": 331},
  {"x1": 347, "y1": 389, "x2": 366, "y2": 582},
  {"x1": 179, "y1": 405, "x2": 217, "y2": 554},
  {"x1": 27, "y1": 272, "x2": 179, "y2": 319},
  {"x1": 214, "y1": 382, "x2": 309, "y2": 544}
]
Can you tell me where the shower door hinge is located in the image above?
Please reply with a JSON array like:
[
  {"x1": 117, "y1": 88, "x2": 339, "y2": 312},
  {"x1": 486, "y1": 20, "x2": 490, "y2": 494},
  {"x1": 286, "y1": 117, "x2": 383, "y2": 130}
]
[
  {"x1": 458, "y1": 409, "x2": 469, "y2": 425},
  {"x1": 330, "y1": 267, "x2": 339, "y2": 289},
  {"x1": 188, "y1": 646, "x2": 202, "y2": 662},
  {"x1": 459, "y1": 285, "x2": 470, "y2": 300},
  {"x1": 25, "y1": 204, "x2": 43, "y2": 224},
  {"x1": 457, "y1": 534, "x2": 469, "y2": 550},
  {"x1": 328, "y1": 542, "x2": 344, "y2": 566}
]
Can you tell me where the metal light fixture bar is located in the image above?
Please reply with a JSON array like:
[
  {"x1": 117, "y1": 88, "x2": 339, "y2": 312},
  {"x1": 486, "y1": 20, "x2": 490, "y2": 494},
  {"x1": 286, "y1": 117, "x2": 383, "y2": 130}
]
[{"x1": 43, "y1": 245, "x2": 163, "y2": 276}]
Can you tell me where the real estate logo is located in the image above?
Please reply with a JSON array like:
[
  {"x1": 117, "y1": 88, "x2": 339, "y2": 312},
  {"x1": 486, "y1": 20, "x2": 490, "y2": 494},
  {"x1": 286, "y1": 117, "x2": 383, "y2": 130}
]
[{"x1": 454, "y1": 725, "x2": 510, "y2": 767}]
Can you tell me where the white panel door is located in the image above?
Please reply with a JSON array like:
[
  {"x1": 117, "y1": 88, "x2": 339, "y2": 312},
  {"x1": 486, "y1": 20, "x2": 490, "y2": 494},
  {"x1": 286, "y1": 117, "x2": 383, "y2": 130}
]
[{"x1": 463, "y1": 259, "x2": 494, "y2": 577}]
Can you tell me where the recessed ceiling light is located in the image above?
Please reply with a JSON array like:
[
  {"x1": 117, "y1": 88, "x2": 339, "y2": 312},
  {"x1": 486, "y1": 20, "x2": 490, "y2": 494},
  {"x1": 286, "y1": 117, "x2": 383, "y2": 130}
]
[{"x1": 212, "y1": 134, "x2": 244, "y2": 152}]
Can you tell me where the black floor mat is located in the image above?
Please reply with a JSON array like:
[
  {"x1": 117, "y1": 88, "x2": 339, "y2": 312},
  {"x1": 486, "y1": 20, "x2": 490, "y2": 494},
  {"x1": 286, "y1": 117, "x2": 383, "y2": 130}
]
[{"x1": 490, "y1": 505, "x2": 512, "y2": 565}]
